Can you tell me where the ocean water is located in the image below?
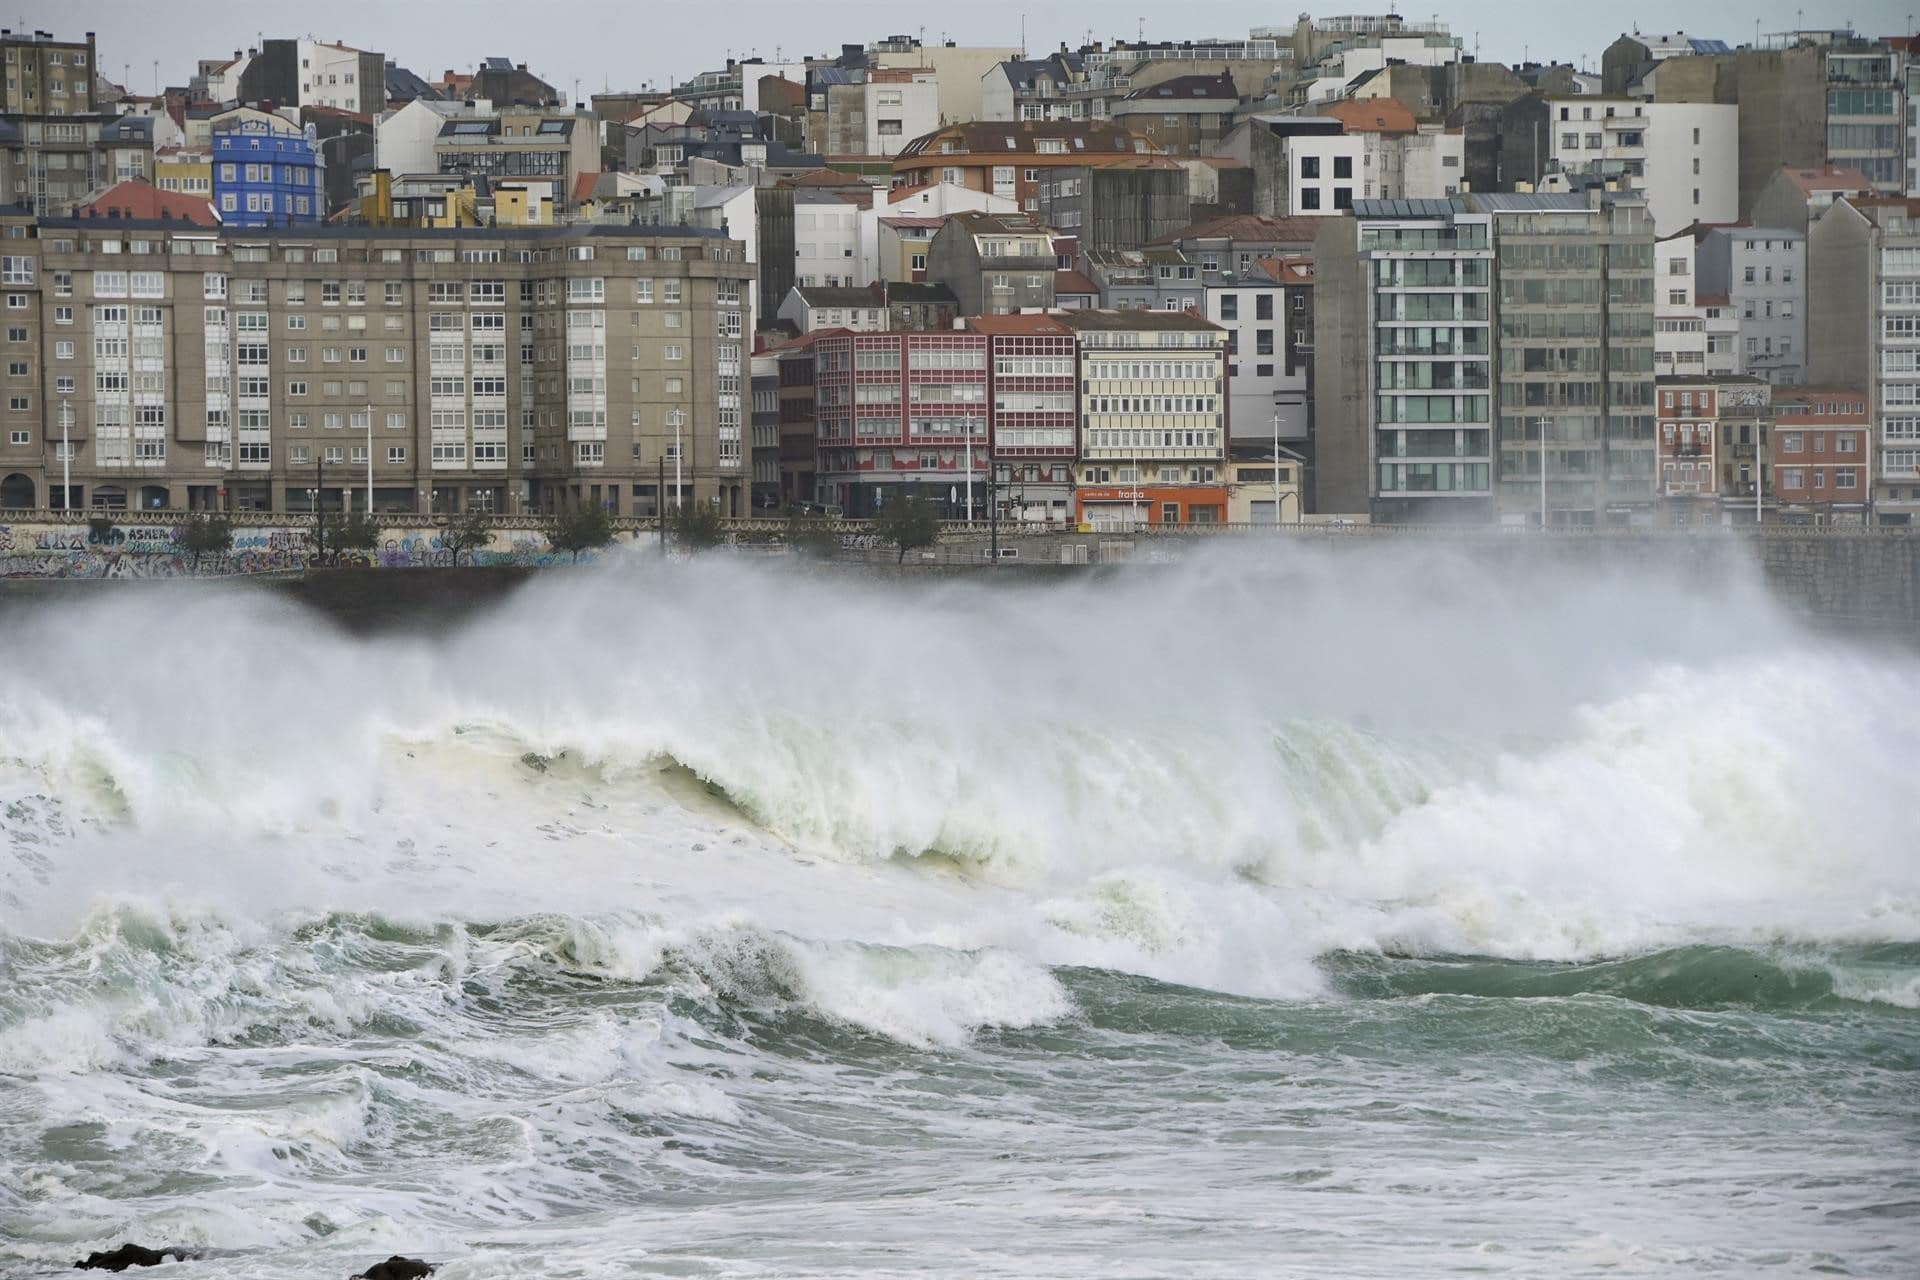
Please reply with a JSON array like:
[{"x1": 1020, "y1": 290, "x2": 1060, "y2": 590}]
[{"x1": 1, "y1": 544, "x2": 1916, "y2": 1279}]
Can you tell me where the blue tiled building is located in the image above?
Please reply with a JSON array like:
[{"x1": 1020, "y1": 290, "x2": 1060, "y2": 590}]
[{"x1": 212, "y1": 117, "x2": 322, "y2": 226}]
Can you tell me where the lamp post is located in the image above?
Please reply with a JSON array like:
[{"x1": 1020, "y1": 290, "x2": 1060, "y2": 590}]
[
  {"x1": 1271, "y1": 409, "x2": 1284, "y2": 527},
  {"x1": 965, "y1": 429, "x2": 973, "y2": 526},
  {"x1": 674, "y1": 415, "x2": 683, "y2": 511},
  {"x1": 364, "y1": 401, "x2": 374, "y2": 514},
  {"x1": 58, "y1": 400, "x2": 71, "y2": 511},
  {"x1": 1537, "y1": 414, "x2": 1550, "y2": 530}
]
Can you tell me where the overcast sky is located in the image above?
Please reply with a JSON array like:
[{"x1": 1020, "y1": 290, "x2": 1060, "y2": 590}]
[{"x1": 21, "y1": 0, "x2": 1911, "y2": 100}]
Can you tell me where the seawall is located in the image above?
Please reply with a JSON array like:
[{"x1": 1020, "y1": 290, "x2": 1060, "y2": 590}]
[{"x1": 0, "y1": 524, "x2": 1915, "y2": 636}]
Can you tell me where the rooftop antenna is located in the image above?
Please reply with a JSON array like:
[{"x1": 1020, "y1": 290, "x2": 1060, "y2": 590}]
[{"x1": 1020, "y1": 13, "x2": 1027, "y2": 57}]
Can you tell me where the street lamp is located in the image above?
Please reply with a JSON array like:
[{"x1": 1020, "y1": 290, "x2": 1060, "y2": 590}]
[
  {"x1": 58, "y1": 400, "x2": 72, "y2": 511},
  {"x1": 1270, "y1": 410, "x2": 1285, "y2": 527},
  {"x1": 1536, "y1": 414, "x2": 1551, "y2": 530}
]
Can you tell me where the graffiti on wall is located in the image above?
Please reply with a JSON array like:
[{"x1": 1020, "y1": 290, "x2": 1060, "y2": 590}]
[{"x1": 0, "y1": 522, "x2": 608, "y2": 579}]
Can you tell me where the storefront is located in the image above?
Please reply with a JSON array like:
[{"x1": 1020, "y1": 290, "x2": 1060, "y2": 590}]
[{"x1": 1075, "y1": 485, "x2": 1228, "y2": 530}]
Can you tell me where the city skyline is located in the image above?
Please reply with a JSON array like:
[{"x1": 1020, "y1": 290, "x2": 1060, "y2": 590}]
[{"x1": 22, "y1": 0, "x2": 1907, "y2": 102}]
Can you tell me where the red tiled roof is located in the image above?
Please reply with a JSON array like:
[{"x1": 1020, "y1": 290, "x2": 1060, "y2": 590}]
[
  {"x1": 877, "y1": 215, "x2": 947, "y2": 229},
  {"x1": 1319, "y1": 97, "x2": 1416, "y2": 134},
  {"x1": 1258, "y1": 255, "x2": 1315, "y2": 286},
  {"x1": 75, "y1": 179, "x2": 220, "y2": 227},
  {"x1": 1053, "y1": 269, "x2": 1099, "y2": 296},
  {"x1": 1783, "y1": 165, "x2": 1874, "y2": 194},
  {"x1": 1695, "y1": 292, "x2": 1731, "y2": 307},
  {"x1": 570, "y1": 171, "x2": 601, "y2": 204}
]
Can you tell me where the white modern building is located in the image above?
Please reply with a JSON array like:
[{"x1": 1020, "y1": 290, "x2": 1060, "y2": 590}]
[
  {"x1": 297, "y1": 39, "x2": 376, "y2": 113},
  {"x1": 1544, "y1": 98, "x2": 1737, "y2": 234},
  {"x1": 1203, "y1": 262, "x2": 1314, "y2": 449},
  {"x1": 375, "y1": 98, "x2": 484, "y2": 180},
  {"x1": 794, "y1": 189, "x2": 873, "y2": 289},
  {"x1": 1298, "y1": 32, "x2": 1463, "y2": 103},
  {"x1": 1654, "y1": 228, "x2": 1737, "y2": 379}
]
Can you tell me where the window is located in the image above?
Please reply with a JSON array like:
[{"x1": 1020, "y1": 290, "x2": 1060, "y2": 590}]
[
  {"x1": 388, "y1": 446, "x2": 407, "y2": 463},
  {"x1": 1299, "y1": 189, "x2": 1321, "y2": 210}
]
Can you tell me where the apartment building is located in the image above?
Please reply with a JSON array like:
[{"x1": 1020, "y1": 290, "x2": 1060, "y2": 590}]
[
  {"x1": 1806, "y1": 195, "x2": 1920, "y2": 524},
  {"x1": 1107, "y1": 75, "x2": 1240, "y2": 156},
  {"x1": 0, "y1": 29, "x2": 98, "y2": 116},
  {"x1": 212, "y1": 115, "x2": 322, "y2": 227},
  {"x1": 1485, "y1": 192, "x2": 1657, "y2": 526},
  {"x1": 1542, "y1": 98, "x2": 1738, "y2": 233},
  {"x1": 891, "y1": 121, "x2": 1162, "y2": 212},
  {"x1": 1055, "y1": 308, "x2": 1228, "y2": 529},
  {"x1": 776, "y1": 285, "x2": 885, "y2": 334},
  {"x1": 1696, "y1": 226, "x2": 1806, "y2": 384},
  {"x1": 1770, "y1": 386, "x2": 1871, "y2": 523},
  {"x1": 1654, "y1": 375, "x2": 1727, "y2": 522},
  {"x1": 823, "y1": 69, "x2": 939, "y2": 158},
  {"x1": 750, "y1": 350, "x2": 780, "y2": 508},
  {"x1": 0, "y1": 218, "x2": 752, "y2": 518},
  {"x1": 969, "y1": 314, "x2": 1077, "y2": 525},
  {"x1": 234, "y1": 38, "x2": 386, "y2": 117},
  {"x1": 1080, "y1": 248, "x2": 1201, "y2": 312},
  {"x1": 433, "y1": 111, "x2": 598, "y2": 209},
  {"x1": 925, "y1": 212, "x2": 1054, "y2": 316},
  {"x1": 155, "y1": 147, "x2": 214, "y2": 198},
  {"x1": 793, "y1": 189, "x2": 869, "y2": 289},
  {"x1": 1151, "y1": 214, "x2": 1321, "y2": 276},
  {"x1": 1312, "y1": 198, "x2": 1495, "y2": 523},
  {"x1": 774, "y1": 333, "x2": 820, "y2": 506},
  {"x1": 1653, "y1": 229, "x2": 1729, "y2": 380},
  {"x1": 1203, "y1": 260, "x2": 1313, "y2": 451},
  {"x1": 1822, "y1": 44, "x2": 1905, "y2": 195},
  {"x1": 811, "y1": 329, "x2": 990, "y2": 517},
  {"x1": 979, "y1": 55, "x2": 1092, "y2": 123},
  {"x1": 1031, "y1": 163, "x2": 1190, "y2": 253},
  {"x1": 0, "y1": 115, "x2": 156, "y2": 217}
]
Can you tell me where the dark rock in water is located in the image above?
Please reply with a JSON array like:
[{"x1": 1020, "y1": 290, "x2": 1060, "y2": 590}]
[
  {"x1": 354, "y1": 1258, "x2": 436, "y2": 1280},
  {"x1": 73, "y1": 1243, "x2": 192, "y2": 1270}
]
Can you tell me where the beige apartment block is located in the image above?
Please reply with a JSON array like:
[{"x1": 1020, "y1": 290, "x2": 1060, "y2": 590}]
[{"x1": 0, "y1": 216, "x2": 754, "y2": 517}]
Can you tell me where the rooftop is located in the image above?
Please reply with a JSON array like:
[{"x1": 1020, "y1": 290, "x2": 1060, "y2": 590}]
[
  {"x1": 1319, "y1": 96, "x2": 1418, "y2": 134},
  {"x1": 1121, "y1": 73, "x2": 1238, "y2": 101},
  {"x1": 948, "y1": 210, "x2": 1052, "y2": 238},
  {"x1": 74, "y1": 178, "x2": 220, "y2": 227},
  {"x1": 791, "y1": 284, "x2": 880, "y2": 308},
  {"x1": 1780, "y1": 164, "x2": 1875, "y2": 194},
  {"x1": 883, "y1": 281, "x2": 957, "y2": 303},
  {"x1": 1151, "y1": 213, "x2": 1322, "y2": 245},
  {"x1": 1054, "y1": 308, "x2": 1225, "y2": 333},
  {"x1": 897, "y1": 120, "x2": 1156, "y2": 160},
  {"x1": 1053, "y1": 268, "x2": 1100, "y2": 295},
  {"x1": 1351, "y1": 197, "x2": 1473, "y2": 219},
  {"x1": 966, "y1": 313, "x2": 1074, "y2": 335}
]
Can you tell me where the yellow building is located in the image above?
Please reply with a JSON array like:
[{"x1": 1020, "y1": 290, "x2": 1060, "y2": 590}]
[
  {"x1": 348, "y1": 170, "x2": 551, "y2": 228},
  {"x1": 154, "y1": 148, "x2": 212, "y2": 199},
  {"x1": 1226, "y1": 456, "x2": 1305, "y2": 525}
]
